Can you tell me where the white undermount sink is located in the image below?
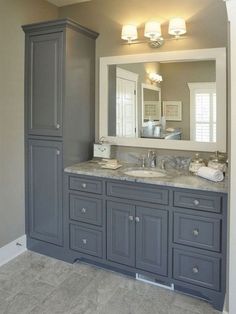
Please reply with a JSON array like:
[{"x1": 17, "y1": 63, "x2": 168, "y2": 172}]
[{"x1": 123, "y1": 168, "x2": 167, "y2": 178}]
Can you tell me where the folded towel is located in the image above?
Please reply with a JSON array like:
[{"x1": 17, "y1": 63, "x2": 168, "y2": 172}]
[{"x1": 197, "y1": 166, "x2": 224, "y2": 182}]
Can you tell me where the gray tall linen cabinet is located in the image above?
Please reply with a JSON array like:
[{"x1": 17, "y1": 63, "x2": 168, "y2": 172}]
[{"x1": 22, "y1": 19, "x2": 98, "y2": 250}]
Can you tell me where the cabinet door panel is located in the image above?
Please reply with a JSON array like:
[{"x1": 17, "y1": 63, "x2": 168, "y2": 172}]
[
  {"x1": 107, "y1": 201, "x2": 135, "y2": 267},
  {"x1": 28, "y1": 140, "x2": 63, "y2": 245},
  {"x1": 136, "y1": 206, "x2": 168, "y2": 276},
  {"x1": 27, "y1": 32, "x2": 63, "y2": 136}
]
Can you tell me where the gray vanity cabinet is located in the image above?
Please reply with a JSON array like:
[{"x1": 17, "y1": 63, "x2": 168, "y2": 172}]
[
  {"x1": 28, "y1": 139, "x2": 63, "y2": 245},
  {"x1": 136, "y1": 206, "x2": 168, "y2": 275},
  {"x1": 107, "y1": 201, "x2": 168, "y2": 276},
  {"x1": 27, "y1": 31, "x2": 63, "y2": 137},
  {"x1": 107, "y1": 201, "x2": 135, "y2": 267}
]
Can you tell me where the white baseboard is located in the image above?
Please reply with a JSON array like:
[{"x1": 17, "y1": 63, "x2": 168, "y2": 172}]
[{"x1": 0, "y1": 235, "x2": 27, "y2": 267}]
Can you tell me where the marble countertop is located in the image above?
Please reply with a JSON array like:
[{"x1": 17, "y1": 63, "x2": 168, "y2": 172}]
[{"x1": 64, "y1": 161, "x2": 228, "y2": 194}]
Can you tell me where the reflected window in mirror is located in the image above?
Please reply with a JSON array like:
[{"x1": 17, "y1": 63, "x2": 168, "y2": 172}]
[{"x1": 188, "y1": 82, "x2": 216, "y2": 143}]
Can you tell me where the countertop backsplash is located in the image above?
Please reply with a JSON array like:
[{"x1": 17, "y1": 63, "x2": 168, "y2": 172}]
[{"x1": 110, "y1": 145, "x2": 214, "y2": 171}]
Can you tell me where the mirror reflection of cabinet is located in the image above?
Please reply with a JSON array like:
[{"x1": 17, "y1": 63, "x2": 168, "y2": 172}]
[{"x1": 142, "y1": 84, "x2": 161, "y2": 123}]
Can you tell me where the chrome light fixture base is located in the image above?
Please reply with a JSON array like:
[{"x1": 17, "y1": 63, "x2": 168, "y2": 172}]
[{"x1": 149, "y1": 37, "x2": 164, "y2": 48}]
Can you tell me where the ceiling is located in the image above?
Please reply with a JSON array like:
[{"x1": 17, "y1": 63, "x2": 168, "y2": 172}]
[{"x1": 46, "y1": 0, "x2": 91, "y2": 7}]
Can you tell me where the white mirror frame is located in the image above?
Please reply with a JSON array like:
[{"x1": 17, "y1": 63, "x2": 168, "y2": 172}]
[{"x1": 99, "y1": 48, "x2": 226, "y2": 152}]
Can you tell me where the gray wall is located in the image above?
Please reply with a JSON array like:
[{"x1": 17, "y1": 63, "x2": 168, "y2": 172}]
[
  {"x1": 160, "y1": 61, "x2": 216, "y2": 140},
  {"x1": 0, "y1": 0, "x2": 58, "y2": 248}
]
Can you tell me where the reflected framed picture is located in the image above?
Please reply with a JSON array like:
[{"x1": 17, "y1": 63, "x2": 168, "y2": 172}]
[
  {"x1": 143, "y1": 101, "x2": 161, "y2": 121},
  {"x1": 162, "y1": 101, "x2": 182, "y2": 121}
]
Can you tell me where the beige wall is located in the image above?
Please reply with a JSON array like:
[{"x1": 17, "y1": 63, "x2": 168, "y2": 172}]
[
  {"x1": 59, "y1": 0, "x2": 227, "y2": 138},
  {"x1": 0, "y1": 0, "x2": 58, "y2": 248}
]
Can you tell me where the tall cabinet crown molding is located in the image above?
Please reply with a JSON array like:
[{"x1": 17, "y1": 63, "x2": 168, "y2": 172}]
[
  {"x1": 22, "y1": 18, "x2": 99, "y2": 39},
  {"x1": 23, "y1": 19, "x2": 98, "y2": 248}
]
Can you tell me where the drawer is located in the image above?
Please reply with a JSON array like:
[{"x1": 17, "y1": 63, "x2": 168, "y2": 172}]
[
  {"x1": 107, "y1": 182, "x2": 169, "y2": 205},
  {"x1": 69, "y1": 176, "x2": 103, "y2": 194},
  {"x1": 173, "y1": 249, "x2": 220, "y2": 291},
  {"x1": 70, "y1": 224, "x2": 103, "y2": 258},
  {"x1": 173, "y1": 212, "x2": 221, "y2": 252},
  {"x1": 174, "y1": 191, "x2": 222, "y2": 213},
  {"x1": 69, "y1": 194, "x2": 103, "y2": 226}
]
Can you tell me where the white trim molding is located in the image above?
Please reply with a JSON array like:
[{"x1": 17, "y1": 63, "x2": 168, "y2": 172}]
[
  {"x1": 0, "y1": 235, "x2": 27, "y2": 267},
  {"x1": 226, "y1": 1, "x2": 236, "y2": 314},
  {"x1": 99, "y1": 47, "x2": 226, "y2": 152}
]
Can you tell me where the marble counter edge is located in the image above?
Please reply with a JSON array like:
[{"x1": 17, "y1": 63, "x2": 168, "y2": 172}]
[{"x1": 64, "y1": 163, "x2": 228, "y2": 194}]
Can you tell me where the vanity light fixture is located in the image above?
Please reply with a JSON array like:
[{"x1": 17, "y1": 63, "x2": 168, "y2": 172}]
[
  {"x1": 121, "y1": 17, "x2": 186, "y2": 48},
  {"x1": 121, "y1": 24, "x2": 138, "y2": 44},
  {"x1": 168, "y1": 17, "x2": 186, "y2": 38},
  {"x1": 149, "y1": 73, "x2": 163, "y2": 84}
]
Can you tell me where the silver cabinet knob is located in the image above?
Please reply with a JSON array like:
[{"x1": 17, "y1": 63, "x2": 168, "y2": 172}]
[
  {"x1": 193, "y1": 199, "x2": 200, "y2": 206},
  {"x1": 56, "y1": 124, "x2": 60, "y2": 129},
  {"x1": 135, "y1": 217, "x2": 140, "y2": 223},
  {"x1": 193, "y1": 229, "x2": 199, "y2": 237},
  {"x1": 56, "y1": 150, "x2": 60, "y2": 155},
  {"x1": 81, "y1": 208, "x2": 87, "y2": 214},
  {"x1": 81, "y1": 183, "x2": 87, "y2": 189},
  {"x1": 192, "y1": 266, "x2": 199, "y2": 274},
  {"x1": 128, "y1": 215, "x2": 134, "y2": 221},
  {"x1": 82, "y1": 239, "x2": 87, "y2": 245}
]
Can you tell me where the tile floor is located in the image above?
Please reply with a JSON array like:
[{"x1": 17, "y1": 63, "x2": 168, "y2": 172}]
[{"x1": 0, "y1": 251, "x2": 220, "y2": 314}]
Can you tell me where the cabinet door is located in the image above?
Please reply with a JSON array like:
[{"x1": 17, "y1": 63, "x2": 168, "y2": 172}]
[
  {"x1": 27, "y1": 32, "x2": 63, "y2": 136},
  {"x1": 136, "y1": 206, "x2": 168, "y2": 276},
  {"x1": 107, "y1": 201, "x2": 135, "y2": 267},
  {"x1": 28, "y1": 140, "x2": 63, "y2": 246}
]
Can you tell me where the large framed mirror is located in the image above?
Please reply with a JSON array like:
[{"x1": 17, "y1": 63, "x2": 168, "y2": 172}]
[{"x1": 99, "y1": 48, "x2": 226, "y2": 152}]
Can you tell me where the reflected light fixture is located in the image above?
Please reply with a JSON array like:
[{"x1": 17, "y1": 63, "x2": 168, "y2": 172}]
[
  {"x1": 149, "y1": 73, "x2": 163, "y2": 84},
  {"x1": 121, "y1": 17, "x2": 186, "y2": 48}
]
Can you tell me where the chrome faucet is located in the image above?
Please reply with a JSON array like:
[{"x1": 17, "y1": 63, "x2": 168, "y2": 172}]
[{"x1": 147, "y1": 150, "x2": 157, "y2": 168}]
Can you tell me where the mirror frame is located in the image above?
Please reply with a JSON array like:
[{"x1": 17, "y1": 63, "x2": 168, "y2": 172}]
[{"x1": 99, "y1": 48, "x2": 226, "y2": 152}]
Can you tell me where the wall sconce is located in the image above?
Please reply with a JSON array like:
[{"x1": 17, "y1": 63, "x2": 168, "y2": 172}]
[
  {"x1": 121, "y1": 17, "x2": 186, "y2": 48},
  {"x1": 149, "y1": 73, "x2": 163, "y2": 83},
  {"x1": 121, "y1": 24, "x2": 138, "y2": 44},
  {"x1": 168, "y1": 18, "x2": 186, "y2": 38}
]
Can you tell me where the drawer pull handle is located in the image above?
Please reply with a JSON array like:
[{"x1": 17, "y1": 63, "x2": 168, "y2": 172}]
[
  {"x1": 193, "y1": 199, "x2": 200, "y2": 206},
  {"x1": 81, "y1": 183, "x2": 87, "y2": 189},
  {"x1": 193, "y1": 229, "x2": 199, "y2": 237},
  {"x1": 56, "y1": 124, "x2": 60, "y2": 129},
  {"x1": 135, "y1": 217, "x2": 140, "y2": 223},
  {"x1": 81, "y1": 208, "x2": 87, "y2": 214},
  {"x1": 192, "y1": 266, "x2": 199, "y2": 274},
  {"x1": 82, "y1": 239, "x2": 87, "y2": 245},
  {"x1": 128, "y1": 215, "x2": 134, "y2": 221}
]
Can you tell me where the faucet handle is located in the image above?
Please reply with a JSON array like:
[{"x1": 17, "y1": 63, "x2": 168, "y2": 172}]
[
  {"x1": 139, "y1": 154, "x2": 146, "y2": 168},
  {"x1": 160, "y1": 159, "x2": 166, "y2": 170}
]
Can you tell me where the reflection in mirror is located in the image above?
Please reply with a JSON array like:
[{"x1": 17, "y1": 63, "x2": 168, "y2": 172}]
[{"x1": 108, "y1": 60, "x2": 216, "y2": 143}]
